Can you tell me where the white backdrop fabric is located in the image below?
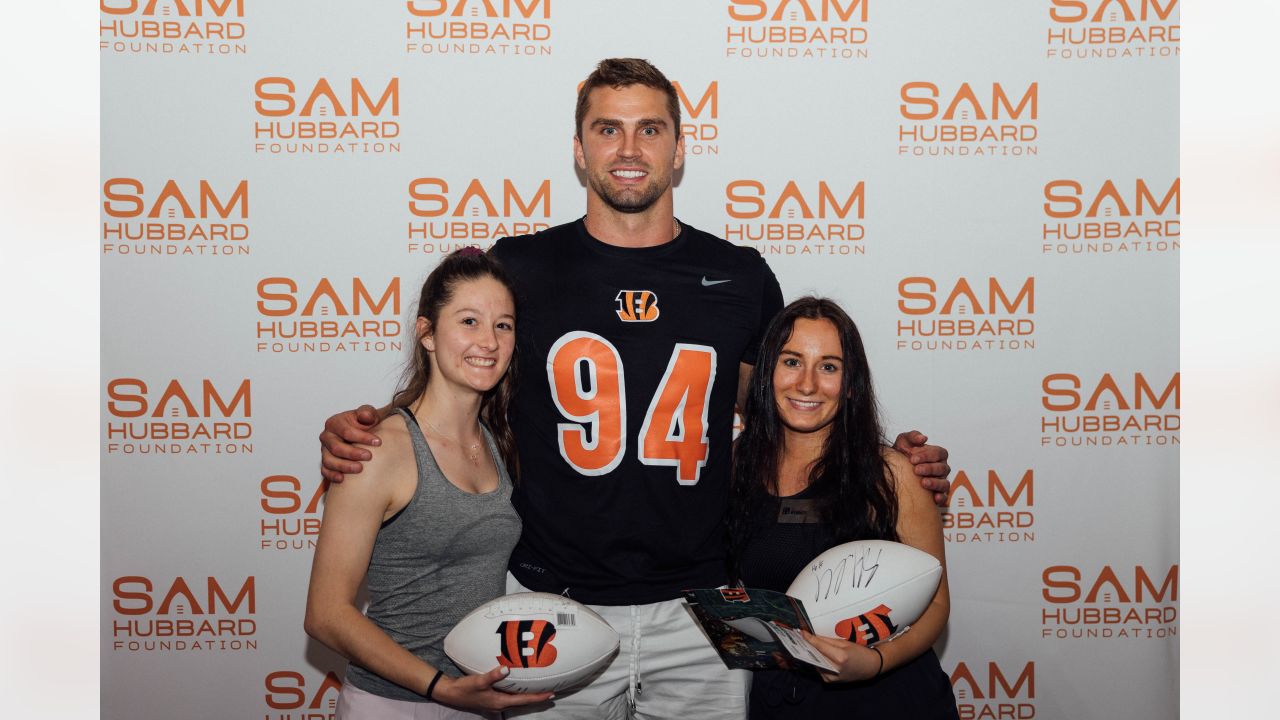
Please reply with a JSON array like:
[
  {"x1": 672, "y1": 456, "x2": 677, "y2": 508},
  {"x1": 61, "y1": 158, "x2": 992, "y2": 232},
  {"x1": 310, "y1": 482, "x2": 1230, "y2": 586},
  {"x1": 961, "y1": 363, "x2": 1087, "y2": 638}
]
[{"x1": 101, "y1": 1, "x2": 1179, "y2": 718}]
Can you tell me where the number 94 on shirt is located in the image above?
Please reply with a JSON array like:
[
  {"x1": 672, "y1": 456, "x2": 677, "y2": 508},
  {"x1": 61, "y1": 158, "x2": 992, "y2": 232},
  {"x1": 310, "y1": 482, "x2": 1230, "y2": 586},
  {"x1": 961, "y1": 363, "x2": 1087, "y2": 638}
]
[{"x1": 547, "y1": 332, "x2": 717, "y2": 485}]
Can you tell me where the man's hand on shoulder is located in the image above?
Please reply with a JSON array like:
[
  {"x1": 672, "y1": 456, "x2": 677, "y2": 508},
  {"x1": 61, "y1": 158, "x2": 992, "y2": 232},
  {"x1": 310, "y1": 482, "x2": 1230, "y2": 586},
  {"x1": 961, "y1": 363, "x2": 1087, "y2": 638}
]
[
  {"x1": 320, "y1": 404, "x2": 382, "y2": 482},
  {"x1": 892, "y1": 431, "x2": 951, "y2": 508}
]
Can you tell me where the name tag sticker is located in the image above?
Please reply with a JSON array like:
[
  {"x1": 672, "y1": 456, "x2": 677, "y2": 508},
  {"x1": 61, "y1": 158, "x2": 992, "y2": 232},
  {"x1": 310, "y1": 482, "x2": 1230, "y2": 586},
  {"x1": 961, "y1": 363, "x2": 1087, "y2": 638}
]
[{"x1": 777, "y1": 499, "x2": 818, "y2": 524}]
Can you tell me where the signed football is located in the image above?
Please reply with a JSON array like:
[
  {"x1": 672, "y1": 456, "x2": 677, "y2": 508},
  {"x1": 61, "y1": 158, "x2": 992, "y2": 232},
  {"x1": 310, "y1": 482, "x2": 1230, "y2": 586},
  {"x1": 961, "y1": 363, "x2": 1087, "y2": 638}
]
[{"x1": 786, "y1": 540, "x2": 941, "y2": 646}]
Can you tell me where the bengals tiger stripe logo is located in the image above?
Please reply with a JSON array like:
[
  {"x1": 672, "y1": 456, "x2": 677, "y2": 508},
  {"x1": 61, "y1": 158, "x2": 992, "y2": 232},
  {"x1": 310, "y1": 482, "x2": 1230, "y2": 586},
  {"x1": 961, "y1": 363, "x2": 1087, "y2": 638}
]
[
  {"x1": 719, "y1": 587, "x2": 751, "y2": 603},
  {"x1": 496, "y1": 620, "x2": 559, "y2": 668},
  {"x1": 615, "y1": 290, "x2": 660, "y2": 322},
  {"x1": 834, "y1": 604, "x2": 898, "y2": 646}
]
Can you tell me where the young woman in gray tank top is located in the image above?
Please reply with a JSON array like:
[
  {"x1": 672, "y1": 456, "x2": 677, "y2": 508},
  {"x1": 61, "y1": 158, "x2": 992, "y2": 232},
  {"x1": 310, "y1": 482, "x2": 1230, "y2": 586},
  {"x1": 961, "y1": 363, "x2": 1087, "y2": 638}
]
[{"x1": 305, "y1": 250, "x2": 553, "y2": 719}]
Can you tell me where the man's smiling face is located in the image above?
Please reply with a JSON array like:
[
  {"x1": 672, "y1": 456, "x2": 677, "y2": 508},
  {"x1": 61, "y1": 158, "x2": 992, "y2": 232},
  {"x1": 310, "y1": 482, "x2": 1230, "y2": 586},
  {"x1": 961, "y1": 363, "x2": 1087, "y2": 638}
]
[{"x1": 575, "y1": 84, "x2": 685, "y2": 214}]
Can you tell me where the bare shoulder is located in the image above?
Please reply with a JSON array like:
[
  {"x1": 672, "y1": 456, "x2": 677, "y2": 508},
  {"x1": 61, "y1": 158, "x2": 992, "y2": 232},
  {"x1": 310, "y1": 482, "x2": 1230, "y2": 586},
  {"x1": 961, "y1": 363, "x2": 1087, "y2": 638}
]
[
  {"x1": 330, "y1": 413, "x2": 414, "y2": 502},
  {"x1": 879, "y1": 444, "x2": 913, "y2": 482},
  {"x1": 880, "y1": 445, "x2": 928, "y2": 503},
  {"x1": 881, "y1": 445, "x2": 946, "y2": 562},
  {"x1": 362, "y1": 413, "x2": 413, "y2": 474},
  {"x1": 370, "y1": 412, "x2": 410, "y2": 450}
]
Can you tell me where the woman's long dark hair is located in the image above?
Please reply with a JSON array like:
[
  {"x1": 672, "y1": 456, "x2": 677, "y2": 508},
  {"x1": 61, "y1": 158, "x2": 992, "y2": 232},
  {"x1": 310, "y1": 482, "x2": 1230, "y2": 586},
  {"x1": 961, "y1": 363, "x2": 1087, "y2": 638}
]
[
  {"x1": 390, "y1": 248, "x2": 521, "y2": 479},
  {"x1": 727, "y1": 297, "x2": 898, "y2": 580}
]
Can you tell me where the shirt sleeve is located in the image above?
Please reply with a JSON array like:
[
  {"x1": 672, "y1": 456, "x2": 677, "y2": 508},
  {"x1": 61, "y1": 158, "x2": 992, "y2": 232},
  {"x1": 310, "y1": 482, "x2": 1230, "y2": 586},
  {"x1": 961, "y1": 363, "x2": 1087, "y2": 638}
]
[
  {"x1": 741, "y1": 260, "x2": 784, "y2": 366},
  {"x1": 489, "y1": 236, "x2": 513, "y2": 263}
]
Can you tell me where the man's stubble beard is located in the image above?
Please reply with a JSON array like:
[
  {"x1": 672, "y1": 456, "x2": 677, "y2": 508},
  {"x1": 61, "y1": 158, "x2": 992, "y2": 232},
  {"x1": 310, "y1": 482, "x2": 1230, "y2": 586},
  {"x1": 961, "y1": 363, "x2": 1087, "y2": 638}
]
[{"x1": 587, "y1": 169, "x2": 668, "y2": 214}]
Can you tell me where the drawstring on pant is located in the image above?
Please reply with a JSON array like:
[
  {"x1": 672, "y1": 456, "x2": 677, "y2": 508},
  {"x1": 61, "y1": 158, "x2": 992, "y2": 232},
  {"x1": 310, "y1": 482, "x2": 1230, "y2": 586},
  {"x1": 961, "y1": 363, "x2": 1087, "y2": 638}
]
[{"x1": 627, "y1": 604, "x2": 643, "y2": 713}]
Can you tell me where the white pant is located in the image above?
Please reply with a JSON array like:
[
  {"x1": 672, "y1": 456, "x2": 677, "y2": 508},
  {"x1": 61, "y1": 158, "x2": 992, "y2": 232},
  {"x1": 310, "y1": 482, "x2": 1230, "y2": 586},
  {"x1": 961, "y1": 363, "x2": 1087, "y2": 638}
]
[{"x1": 504, "y1": 573, "x2": 749, "y2": 720}]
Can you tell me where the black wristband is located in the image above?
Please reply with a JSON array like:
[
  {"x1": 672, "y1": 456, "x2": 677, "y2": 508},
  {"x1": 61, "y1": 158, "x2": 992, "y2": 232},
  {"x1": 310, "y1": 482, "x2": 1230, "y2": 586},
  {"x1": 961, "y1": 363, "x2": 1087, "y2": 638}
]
[
  {"x1": 425, "y1": 669, "x2": 444, "y2": 701},
  {"x1": 871, "y1": 645, "x2": 885, "y2": 678}
]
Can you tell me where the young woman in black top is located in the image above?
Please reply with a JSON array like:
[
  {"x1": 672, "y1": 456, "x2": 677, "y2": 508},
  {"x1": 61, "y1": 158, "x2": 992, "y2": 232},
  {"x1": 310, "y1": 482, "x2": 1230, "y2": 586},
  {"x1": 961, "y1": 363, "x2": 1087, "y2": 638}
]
[{"x1": 728, "y1": 297, "x2": 960, "y2": 719}]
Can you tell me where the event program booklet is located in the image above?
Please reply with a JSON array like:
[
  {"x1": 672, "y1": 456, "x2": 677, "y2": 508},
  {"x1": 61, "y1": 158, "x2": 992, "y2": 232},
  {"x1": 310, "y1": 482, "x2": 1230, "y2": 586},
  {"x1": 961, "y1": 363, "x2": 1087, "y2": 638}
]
[{"x1": 682, "y1": 587, "x2": 839, "y2": 671}]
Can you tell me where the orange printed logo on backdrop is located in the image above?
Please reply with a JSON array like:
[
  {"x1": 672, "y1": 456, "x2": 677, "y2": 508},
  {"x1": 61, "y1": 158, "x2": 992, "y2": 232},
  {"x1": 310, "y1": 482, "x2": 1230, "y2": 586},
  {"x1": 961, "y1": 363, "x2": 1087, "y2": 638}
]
[
  {"x1": 264, "y1": 670, "x2": 343, "y2": 711},
  {"x1": 1041, "y1": 178, "x2": 1180, "y2": 255},
  {"x1": 107, "y1": 378, "x2": 251, "y2": 418},
  {"x1": 1049, "y1": 0, "x2": 1178, "y2": 23},
  {"x1": 1044, "y1": 178, "x2": 1179, "y2": 218},
  {"x1": 406, "y1": 0, "x2": 551, "y2": 19},
  {"x1": 104, "y1": 378, "x2": 254, "y2": 455},
  {"x1": 897, "y1": 83, "x2": 1039, "y2": 159},
  {"x1": 103, "y1": 178, "x2": 248, "y2": 219},
  {"x1": 101, "y1": 0, "x2": 245, "y2": 16},
  {"x1": 1041, "y1": 372, "x2": 1179, "y2": 412},
  {"x1": 949, "y1": 660, "x2": 1036, "y2": 719},
  {"x1": 252, "y1": 77, "x2": 401, "y2": 155},
  {"x1": 1040, "y1": 565, "x2": 1179, "y2": 640},
  {"x1": 256, "y1": 278, "x2": 400, "y2": 318},
  {"x1": 898, "y1": 277, "x2": 1035, "y2": 315},
  {"x1": 943, "y1": 469, "x2": 1036, "y2": 545},
  {"x1": 900, "y1": 82, "x2": 1038, "y2": 121},
  {"x1": 261, "y1": 476, "x2": 327, "y2": 515},
  {"x1": 726, "y1": 181, "x2": 864, "y2": 220},
  {"x1": 723, "y1": 180, "x2": 867, "y2": 257},
  {"x1": 727, "y1": 0, "x2": 868, "y2": 22},
  {"x1": 409, "y1": 178, "x2": 550, "y2": 219},
  {"x1": 254, "y1": 77, "x2": 399, "y2": 118},
  {"x1": 100, "y1": 0, "x2": 248, "y2": 55},
  {"x1": 255, "y1": 277, "x2": 403, "y2": 354},
  {"x1": 674, "y1": 80, "x2": 720, "y2": 155},
  {"x1": 896, "y1": 277, "x2": 1036, "y2": 353},
  {"x1": 404, "y1": 0, "x2": 553, "y2": 57},
  {"x1": 951, "y1": 661, "x2": 1036, "y2": 700},
  {"x1": 110, "y1": 576, "x2": 257, "y2": 653},
  {"x1": 1040, "y1": 372, "x2": 1180, "y2": 448},
  {"x1": 724, "y1": 0, "x2": 871, "y2": 61},
  {"x1": 1045, "y1": 0, "x2": 1180, "y2": 59},
  {"x1": 1042, "y1": 565, "x2": 1178, "y2": 604},
  {"x1": 675, "y1": 81, "x2": 718, "y2": 121},
  {"x1": 112, "y1": 576, "x2": 255, "y2": 615},
  {"x1": 101, "y1": 178, "x2": 250, "y2": 257},
  {"x1": 407, "y1": 178, "x2": 551, "y2": 253},
  {"x1": 260, "y1": 475, "x2": 326, "y2": 551},
  {"x1": 949, "y1": 470, "x2": 1035, "y2": 508}
]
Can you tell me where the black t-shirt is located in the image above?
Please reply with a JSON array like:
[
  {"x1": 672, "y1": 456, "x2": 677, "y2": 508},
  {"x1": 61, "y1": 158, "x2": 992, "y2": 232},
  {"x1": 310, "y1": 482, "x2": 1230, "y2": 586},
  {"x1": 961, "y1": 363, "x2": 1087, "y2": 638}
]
[{"x1": 492, "y1": 219, "x2": 783, "y2": 604}]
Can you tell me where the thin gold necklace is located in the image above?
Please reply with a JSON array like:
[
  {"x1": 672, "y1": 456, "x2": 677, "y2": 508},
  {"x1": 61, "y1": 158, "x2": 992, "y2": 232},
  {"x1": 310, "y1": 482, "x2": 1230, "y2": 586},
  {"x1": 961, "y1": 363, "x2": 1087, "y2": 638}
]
[
  {"x1": 412, "y1": 405, "x2": 482, "y2": 463},
  {"x1": 584, "y1": 216, "x2": 680, "y2": 241}
]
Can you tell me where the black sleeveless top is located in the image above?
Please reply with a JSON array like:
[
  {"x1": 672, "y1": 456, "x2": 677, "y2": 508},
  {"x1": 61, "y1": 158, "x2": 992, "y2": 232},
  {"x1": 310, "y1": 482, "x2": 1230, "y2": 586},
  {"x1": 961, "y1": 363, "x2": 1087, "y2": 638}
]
[{"x1": 737, "y1": 485, "x2": 960, "y2": 720}]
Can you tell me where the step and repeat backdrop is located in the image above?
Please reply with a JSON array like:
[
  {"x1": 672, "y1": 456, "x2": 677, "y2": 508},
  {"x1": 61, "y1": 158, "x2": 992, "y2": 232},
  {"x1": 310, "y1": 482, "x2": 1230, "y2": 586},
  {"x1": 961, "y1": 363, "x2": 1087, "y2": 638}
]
[{"x1": 101, "y1": 1, "x2": 1179, "y2": 718}]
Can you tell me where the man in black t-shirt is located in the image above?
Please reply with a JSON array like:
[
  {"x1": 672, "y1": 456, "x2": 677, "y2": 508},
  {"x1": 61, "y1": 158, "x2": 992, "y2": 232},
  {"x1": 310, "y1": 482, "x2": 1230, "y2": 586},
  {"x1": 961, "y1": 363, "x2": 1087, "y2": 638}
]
[
  {"x1": 321, "y1": 59, "x2": 951, "y2": 720},
  {"x1": 490, "y1": 216, "x2": 782, "y2": 607}
]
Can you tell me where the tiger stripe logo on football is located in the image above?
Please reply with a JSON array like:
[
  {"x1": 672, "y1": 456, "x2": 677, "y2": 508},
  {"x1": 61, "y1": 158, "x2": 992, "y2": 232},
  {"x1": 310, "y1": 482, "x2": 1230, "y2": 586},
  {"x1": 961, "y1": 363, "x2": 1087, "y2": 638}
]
[
  {"x1": 496, "y1": 620, "x2": 558, "y2": 669},
  {"x1": 834, "y1": 603, "x2": 898, "y2": 646}
]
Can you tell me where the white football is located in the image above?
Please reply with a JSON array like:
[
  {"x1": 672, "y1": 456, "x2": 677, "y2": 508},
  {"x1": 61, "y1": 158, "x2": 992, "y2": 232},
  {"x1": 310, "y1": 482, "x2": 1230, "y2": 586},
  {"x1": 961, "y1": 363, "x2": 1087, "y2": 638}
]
[
  {"x1": 786, "y1": 540, "x2": 941, "y2": 647},
  {"x1": 444, "y1": 592, "x2": 619, "y2": 694}
]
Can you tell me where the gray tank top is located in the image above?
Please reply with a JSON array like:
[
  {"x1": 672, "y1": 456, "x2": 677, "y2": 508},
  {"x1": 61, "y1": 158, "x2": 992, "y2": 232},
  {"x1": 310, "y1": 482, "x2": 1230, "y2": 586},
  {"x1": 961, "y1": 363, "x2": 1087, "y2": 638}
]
[{"x1": 345, "y1": 407, "x2": 522, "y2": 702}]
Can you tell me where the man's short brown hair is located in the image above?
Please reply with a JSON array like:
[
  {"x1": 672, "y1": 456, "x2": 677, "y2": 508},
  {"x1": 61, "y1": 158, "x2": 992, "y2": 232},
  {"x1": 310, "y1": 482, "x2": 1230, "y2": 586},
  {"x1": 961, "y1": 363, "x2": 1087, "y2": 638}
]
[{"x1": 574, "y1": 58, "x2": 681, "y2": 139}]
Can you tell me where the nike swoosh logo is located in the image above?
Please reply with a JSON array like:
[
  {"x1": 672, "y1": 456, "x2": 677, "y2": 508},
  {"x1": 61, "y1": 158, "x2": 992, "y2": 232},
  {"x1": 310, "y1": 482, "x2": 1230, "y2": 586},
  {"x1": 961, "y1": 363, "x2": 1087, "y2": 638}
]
[{"x1": 701, "y1": 277, "x2": 732, "y2": 286}]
